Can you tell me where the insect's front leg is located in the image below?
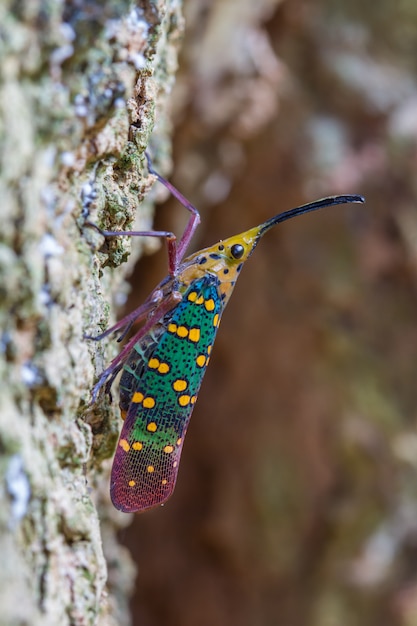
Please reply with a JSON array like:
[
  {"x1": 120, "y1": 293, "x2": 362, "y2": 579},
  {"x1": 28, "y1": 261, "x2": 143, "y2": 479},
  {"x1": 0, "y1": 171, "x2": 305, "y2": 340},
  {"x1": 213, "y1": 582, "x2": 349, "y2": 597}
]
[
  {"x1": 84, "y1": 155, "x2": 201, "y2": 276},
  {"x1": 85, "y1": 220, "x2": 179, "y2": 277},
  {"x1": 146, "y1": 153, "x2": 201, "y2": 265}
]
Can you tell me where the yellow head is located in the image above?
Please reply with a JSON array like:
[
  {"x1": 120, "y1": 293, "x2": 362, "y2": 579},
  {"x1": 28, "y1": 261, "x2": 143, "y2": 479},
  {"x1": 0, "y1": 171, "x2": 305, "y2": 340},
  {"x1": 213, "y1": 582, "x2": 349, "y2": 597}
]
[
  {"x1": 179, "y1": 194, "x2": 364, "y2": 305},
  {"x1": 179, "y1": 224, "x2": 262, "y2": 305}
]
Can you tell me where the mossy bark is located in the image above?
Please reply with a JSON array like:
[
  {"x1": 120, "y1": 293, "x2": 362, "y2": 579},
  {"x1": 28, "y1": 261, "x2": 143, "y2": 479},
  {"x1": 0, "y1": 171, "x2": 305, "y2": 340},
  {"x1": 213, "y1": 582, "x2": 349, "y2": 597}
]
[{"x1": 0, "y1": 1, "x2": 183, "y2": 625}]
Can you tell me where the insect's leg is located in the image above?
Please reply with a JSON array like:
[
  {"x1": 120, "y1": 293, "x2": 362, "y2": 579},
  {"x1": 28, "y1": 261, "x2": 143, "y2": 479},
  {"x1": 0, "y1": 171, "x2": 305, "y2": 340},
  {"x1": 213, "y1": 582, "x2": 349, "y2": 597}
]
[
  {"x1": 86, "y1": 220, "x2": 179, "y2": 277},
  {"x1": 85, "y1": 155, "x2": 200, "y2": 273},
  {"x1": 146, "y1": 153, "x2": 201, "y2": 265},
  {"x1": 85, "y1": 289, "x2": 163, "y2": 342},
  {"x1": 90, "y1": 290, "x2": 182, "y2": 404}
]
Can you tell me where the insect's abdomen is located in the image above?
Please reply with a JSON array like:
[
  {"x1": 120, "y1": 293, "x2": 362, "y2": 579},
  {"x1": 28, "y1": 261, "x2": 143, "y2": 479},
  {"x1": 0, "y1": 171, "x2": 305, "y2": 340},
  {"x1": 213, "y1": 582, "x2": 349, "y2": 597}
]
[{"x1": 110, "y1": 276, "x2": 222, "y2": 512}]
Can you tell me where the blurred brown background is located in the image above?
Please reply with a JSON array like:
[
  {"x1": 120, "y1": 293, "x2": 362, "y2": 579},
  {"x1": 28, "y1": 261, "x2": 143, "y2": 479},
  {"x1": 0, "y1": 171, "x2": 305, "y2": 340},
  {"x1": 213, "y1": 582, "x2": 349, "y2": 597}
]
[{"x1": 124, "y1": 0, "x2": 417, "y2": 624}]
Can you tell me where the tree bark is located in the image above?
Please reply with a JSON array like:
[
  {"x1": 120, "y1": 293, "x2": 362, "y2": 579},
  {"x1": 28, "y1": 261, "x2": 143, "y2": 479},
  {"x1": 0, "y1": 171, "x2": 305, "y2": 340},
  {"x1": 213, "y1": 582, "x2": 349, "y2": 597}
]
[{"x1": 0, "y1": 1, "x2": 182, "y2": 624}]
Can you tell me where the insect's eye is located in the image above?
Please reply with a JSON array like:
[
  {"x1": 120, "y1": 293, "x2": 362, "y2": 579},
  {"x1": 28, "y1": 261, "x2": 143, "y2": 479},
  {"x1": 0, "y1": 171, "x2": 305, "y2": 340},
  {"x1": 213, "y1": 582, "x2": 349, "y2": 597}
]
[{"x1": 230, "y1": 243, "x2": 244, "y2": 259}]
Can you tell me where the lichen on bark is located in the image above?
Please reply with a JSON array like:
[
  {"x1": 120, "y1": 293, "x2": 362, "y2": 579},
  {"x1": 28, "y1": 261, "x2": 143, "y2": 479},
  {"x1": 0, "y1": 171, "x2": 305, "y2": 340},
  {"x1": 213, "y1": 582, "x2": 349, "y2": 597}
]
[{"x1": 0, "y1": 1, "x2": 184, "y2": 624}]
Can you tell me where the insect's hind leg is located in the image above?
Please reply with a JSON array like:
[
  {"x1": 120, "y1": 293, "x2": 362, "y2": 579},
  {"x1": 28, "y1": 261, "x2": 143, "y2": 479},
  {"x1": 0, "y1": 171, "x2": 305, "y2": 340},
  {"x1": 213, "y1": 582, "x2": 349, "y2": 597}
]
[
  {"x1": 90, "y1": 290, "x2": 182, "y2": 404},
  {"x1": 85, "y1": 288, "x2": 164, "y2": 343}
]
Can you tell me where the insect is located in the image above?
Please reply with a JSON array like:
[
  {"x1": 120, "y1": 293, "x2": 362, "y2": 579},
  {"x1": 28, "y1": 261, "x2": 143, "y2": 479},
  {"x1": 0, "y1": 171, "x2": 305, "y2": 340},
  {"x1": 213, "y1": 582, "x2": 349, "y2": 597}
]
[{"x1": 88, "y1": 155, "x2": 364, "y2": 513}]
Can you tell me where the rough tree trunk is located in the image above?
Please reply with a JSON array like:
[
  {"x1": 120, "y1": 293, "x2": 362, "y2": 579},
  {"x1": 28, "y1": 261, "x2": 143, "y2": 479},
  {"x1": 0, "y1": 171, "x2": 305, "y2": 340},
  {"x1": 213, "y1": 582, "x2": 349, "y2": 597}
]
[{"x1": 0, "y1": 1, "x2": 182, "y2": 624}]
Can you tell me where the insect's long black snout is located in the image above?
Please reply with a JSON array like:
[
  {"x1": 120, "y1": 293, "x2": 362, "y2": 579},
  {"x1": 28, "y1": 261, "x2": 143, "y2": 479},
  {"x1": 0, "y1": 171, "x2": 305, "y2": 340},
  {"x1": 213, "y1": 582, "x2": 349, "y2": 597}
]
[{"x1": 259, "y1": 194, "x2": 365, "y2": 237}]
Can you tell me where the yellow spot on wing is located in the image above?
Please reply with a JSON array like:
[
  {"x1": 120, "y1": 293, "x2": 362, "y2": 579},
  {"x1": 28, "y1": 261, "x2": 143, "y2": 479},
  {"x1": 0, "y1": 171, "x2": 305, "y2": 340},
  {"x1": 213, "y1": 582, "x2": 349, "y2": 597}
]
[
  {"x1": 148, "y1": 358, "x2": 159, "y2": 369},
  {"x1": 205, "y1": 298, "x2": 215, "y2": 311},
  {"x1": 191, "y1": 395, "x2": 197, "y2": 404},
  {"x1": 177, "y1": 438, "x2": 182, "y2": 446},
  {"x1": 158, "y1": 362, "x2": 170, "y2": 374},
  {"x1": 207, "y1": 345, "x2": 212, "y2": 355},
  {"x1": 163, "y1": 445, "x2": 174, "y2": 453},
  {"x1": 213, "y1": 314, "x2": 219, "y2": 327},
  {"x1": 147, "y1": 465, "x2": 155, "y2": 473},
  {"x1": 168, "y1": 323, "x2": 177, "y2": 333},
  {"x1": 179, "y1": 394, "x2": 191, "y2": 407},
  {"x1": 162, "y1": 479, "x2": 168, "y2": 485},
  {"x1": 188, "y1": 328, "x2": 200, "y2": 342},
  {"x1": 177, "y1": 325, "x2": 189, "y2": 338},
  {"x1": 173, "y1": 379, "x2": 188, "y2": 392},
  {"x1": 143, "y1": 397, "x2": 156, "y2": 409},
  {"x1": 188, "y1": 291, "x2": 198, "y2": 302},
  {"x1": 147, "y1": 421, "x2": 157, "y2": 432},
  {"x1": 196, "y1": 295, "x2": 204, "y2": 305},
  {"x1": 196, "y1": 354, "x2": 206, "y2": 367},
  {"x1": 132, "y1": 392, "x2": 144, "y2": 404},
  {"x1": 128, "y1": 480, "x2": 135, "y2": 487},
  {"x1": 119, "y1": 439, "x2": 130, "y2": 452},
  {"x1": 132, "y1": 441, "x2": 143, "y2": 451}
]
